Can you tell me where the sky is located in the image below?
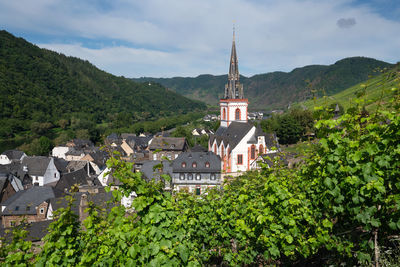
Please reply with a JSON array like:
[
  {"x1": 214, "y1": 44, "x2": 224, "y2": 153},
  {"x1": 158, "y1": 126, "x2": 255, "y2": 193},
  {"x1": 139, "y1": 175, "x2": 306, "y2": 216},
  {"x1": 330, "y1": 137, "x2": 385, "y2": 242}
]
[{"x1": 1, "y1": 0, "x2": 400, "y2": 78}]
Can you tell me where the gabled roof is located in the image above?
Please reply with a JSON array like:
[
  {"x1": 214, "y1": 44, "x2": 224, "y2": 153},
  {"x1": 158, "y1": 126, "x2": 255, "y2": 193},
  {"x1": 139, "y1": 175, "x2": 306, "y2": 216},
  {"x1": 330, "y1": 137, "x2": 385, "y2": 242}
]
[
  {"x1": 21, "y1": 156, "x2": 52, "y2": 176},
  {"x1": 1, "y1": 150, "x2": 25, "y2": 160},
  {"x1": 210, "y1": 122, "x2": 254, "y2": 150},
  {"x1": 1, "y1": 186, "x2": 64, "y2": 215},
  {"x1": 53, "y1": 158, "x2": 69, "y2": 173},
  {"x1": 173, "y1": 152, "x2": 221, "y2": 173},
  {"x1": 148, "y1": 137, "x2": 187, "y2": 151},
  {"x1": 66, "y1": 139, "x2": 94, "y2": 148},
  {"x1": 55, "y1": 168, "x2": 88, "y2": 192},
  {"x1": 190, "y1": 145, "x2": 207, "y2": 152}
]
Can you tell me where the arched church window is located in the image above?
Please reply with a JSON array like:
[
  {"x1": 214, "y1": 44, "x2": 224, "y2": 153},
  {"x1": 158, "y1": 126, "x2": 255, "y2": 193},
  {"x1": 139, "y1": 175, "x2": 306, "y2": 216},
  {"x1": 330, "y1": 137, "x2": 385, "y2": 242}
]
[
  {"x1": 221, "y1": 146, "x2": 224, "y2": 158},
  {"x1": 222, "y1": 108, "x2": 226, "y2": 120},
  {"x1": 259, "y1": 145, "x2": 264, "y2": 155},
  {"x1": 235, "y1": 108, "x2": 241, "y2": 120},
  {"x1": 251, "y1": 145, "x2": 256, "y2": 159},
  {"x1": 214, "y1": 144, "x2": 217, "y2": 154}
]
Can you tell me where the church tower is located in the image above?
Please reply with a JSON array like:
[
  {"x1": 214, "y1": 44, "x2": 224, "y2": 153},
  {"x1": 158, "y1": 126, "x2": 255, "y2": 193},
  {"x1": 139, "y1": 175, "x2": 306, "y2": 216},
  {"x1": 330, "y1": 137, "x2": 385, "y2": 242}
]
[{"x1": 220, "y1": 28, "x2": 248, "y2": 128}]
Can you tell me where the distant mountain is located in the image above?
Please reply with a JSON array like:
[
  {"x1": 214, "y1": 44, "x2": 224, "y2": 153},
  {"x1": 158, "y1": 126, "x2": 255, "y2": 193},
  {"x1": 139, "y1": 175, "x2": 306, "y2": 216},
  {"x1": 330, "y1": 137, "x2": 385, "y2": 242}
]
[
  {"x1": 134, "y1": 57, "x2": 393, "y2": 110},
  {"x1": 0, "y1": 30, "x2": 206, "y2": 138}
]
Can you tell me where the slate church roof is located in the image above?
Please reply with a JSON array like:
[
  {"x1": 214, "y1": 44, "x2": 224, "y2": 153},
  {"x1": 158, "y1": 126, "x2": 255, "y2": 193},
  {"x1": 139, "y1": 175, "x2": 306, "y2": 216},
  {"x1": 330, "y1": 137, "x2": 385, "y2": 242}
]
[
  {"x1": 210, "y1": 122, "x2": 253, "y2": 150},
  {"x1": 21, "y1": 156, "x2": 52, "y2": 176}
]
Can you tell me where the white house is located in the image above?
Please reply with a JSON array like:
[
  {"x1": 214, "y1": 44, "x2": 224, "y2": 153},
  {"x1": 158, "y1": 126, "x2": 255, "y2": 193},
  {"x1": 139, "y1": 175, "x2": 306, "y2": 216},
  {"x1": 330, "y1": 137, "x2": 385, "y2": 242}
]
[
  {"x1": 21, "y1": 156, "x2": 60, "y2": 186},
  {"x1": 0, "y1": 150, "x2": 26, "y2": 165}
]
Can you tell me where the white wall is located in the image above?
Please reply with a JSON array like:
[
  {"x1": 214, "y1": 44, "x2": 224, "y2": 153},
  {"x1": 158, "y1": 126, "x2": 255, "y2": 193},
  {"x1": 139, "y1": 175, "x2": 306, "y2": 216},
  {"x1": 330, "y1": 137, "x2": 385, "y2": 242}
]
[
  {"x1": 52, "y1": 146, "x2": 71, "y2": 159},
  {"x1": 43, "y1": 158, "x2": 60, "y2": 185}
]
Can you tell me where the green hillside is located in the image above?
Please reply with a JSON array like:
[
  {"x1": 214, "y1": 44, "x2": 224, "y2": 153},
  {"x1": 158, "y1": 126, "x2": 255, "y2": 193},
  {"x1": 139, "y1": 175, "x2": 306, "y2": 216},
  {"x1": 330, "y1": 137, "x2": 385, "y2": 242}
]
[
  {"x1": 0, "y1": 30, "x2": 206, "y2": 139},
  {"x1": 300, "y1": 63, "x2": 400, "y2": 111},
  {"x1": 134, "y1": 57, "x2": 393, "y2": 110}
]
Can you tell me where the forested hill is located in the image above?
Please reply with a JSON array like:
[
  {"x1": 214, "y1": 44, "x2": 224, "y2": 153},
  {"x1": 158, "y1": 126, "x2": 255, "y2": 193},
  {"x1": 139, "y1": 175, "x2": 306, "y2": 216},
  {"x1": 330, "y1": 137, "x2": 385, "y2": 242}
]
[
  {"x1": 134, "y1": 57, "x2": 393, "y2": 110},
  {"x1": 0, "y1": 30, "x2": 206, "y2": 138}
]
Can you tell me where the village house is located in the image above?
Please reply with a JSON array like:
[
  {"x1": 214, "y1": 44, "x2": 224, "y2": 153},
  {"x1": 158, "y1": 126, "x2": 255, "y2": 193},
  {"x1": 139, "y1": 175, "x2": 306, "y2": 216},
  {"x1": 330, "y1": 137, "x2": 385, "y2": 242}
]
[
  {"x1": 172, "y1": 151, "x2": 221, "y2": 195},
  {"x1": 0, "y1": 171, "x2": 23, "y2": 203},
  {"x1": 20, "y1": 156, "x2": 61, "y2": 186},
  {"x1": 1, "y1": 186, "x2": 64, "y2": 228},
  {"x1": 148, "y1": 137, "x2": 188, "y2": 160},
  {"x1": 0, "y1": 150, "x2": 26, "y2": 165},
  {"x1": 208, "y1": 31, "x2": 279, "y2": 175}
]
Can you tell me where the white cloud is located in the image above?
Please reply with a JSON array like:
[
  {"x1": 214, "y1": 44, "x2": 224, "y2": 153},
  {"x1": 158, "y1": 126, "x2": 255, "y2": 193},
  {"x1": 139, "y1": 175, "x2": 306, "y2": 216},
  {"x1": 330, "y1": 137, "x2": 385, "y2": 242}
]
[{"x1": 1, "y1": 0, "x2": 400, "y2": 77}]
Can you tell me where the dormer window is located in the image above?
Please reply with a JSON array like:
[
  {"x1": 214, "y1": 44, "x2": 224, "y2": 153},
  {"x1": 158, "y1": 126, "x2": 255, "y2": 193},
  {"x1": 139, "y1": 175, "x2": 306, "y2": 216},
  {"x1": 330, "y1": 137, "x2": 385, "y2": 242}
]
[
  {"x1": 15, "y1": 206, "x2": 19, "y2": 211},
  {"x1": 195, "y1": 174, "x2": 201, "y2": 180},
  {"x1": 188, "y1": 173, "x2": 193, "y2": 180},
  {"x1": 181, "y1": 162, "x2": 186, "y2": 168},
  {"x1": 179, "y1": 173, "x2": 185, "y2": 180},
  {"x1": 192, "y1": 162, "x2": 197, "y2": 168},
  {"x1": 205, "y1": 162, "x2": 210, "y2": 168}
]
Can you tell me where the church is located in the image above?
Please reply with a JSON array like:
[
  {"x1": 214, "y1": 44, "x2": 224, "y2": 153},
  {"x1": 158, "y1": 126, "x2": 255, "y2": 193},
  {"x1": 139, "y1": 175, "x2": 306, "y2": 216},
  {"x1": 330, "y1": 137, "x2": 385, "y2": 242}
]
[{"x1": 208, "y1": 30, "x2": 279, "y2": 174}]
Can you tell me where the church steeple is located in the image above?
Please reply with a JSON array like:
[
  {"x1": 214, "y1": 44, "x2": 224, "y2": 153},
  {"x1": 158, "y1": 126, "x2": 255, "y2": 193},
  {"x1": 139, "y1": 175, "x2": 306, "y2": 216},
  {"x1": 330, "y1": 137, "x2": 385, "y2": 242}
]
[{"x1": 224, "y1": 27, "x2": 244, "y2": 99}]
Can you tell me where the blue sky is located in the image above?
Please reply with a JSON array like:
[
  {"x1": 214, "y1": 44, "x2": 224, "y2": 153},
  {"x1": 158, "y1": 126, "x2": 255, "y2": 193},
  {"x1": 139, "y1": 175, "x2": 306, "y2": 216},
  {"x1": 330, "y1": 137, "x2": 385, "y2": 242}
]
[{"x1": 1, "y1": 0, "x2": 399, "y2": 78}]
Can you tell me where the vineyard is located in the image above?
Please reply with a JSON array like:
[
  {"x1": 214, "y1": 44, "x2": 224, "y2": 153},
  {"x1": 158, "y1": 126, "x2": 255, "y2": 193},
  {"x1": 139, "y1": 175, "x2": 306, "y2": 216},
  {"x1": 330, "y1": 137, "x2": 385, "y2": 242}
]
[{"x1": 1, "y1": 88, "x2": 400, "y2": 266}]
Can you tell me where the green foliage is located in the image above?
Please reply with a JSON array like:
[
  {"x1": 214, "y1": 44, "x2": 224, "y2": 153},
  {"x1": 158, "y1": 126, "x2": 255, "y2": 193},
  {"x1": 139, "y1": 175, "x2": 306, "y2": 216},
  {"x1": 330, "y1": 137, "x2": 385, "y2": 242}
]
[
  {"x1": 261, "y1": 108, "x2": 314, "y2": 145},
  {"x1": 0, "y1": 224, "x2": 34, "y2": 266}
]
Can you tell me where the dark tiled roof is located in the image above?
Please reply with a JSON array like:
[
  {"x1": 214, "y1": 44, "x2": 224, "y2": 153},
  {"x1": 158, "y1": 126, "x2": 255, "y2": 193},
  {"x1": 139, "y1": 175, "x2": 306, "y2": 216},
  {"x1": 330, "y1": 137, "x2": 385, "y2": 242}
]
[
  {"x1": 140, "y1": 160, "x2": 173, "y2": 182},
  {"x1": 1, "y1": 186, "x2": 64, "y2": 215},
  {"x1": 210, "y1": 122, "x2": 253, "y2": 150},
  {"x1": 121, "y1": 133, "x2": 136, "y2": 139},
  {"x1": 173, "y1": 152, "x2": 221, "y2": 173},
  {"x1": 21, "y1": 156, "x2": 51, "y2": 176},
  {"x1": 55, "y1": 168, "x2": 88, "y2": 192},
  {"x1": 65, "y1": 149, "x2": 85, "y2": 156},
  {"x1": 67, "y1": 139, "x2": 94, "y2": 148},
  {"x1": 53, "y1": 158, "x2": 69, "y2": 173},
  {"x1": 148, "y1": 137, "x2": 187, "y2": 151},
  {"x1": 1, "y1": 150, "x2": 25, "y2": 160}
]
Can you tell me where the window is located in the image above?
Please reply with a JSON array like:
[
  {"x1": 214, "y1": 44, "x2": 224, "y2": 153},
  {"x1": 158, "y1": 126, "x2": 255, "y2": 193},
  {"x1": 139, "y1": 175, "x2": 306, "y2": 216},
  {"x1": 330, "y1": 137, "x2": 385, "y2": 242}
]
[
  {"x1": 54, "y1": 173, "x2": 57, "y2": 178},
  {"x1": 205, "y1": 162, "x2": 210, "y2": 168},
  {"x1": 222, "y1": 108, "x2": 226, "y2": 120},
  {"x1": 259, "y1": 145, "x2": 264, "y2": 155},
  {"x1": 181, "y1": 162, "x2": 186, "y2": 168},
  {"x1": 237, "y1": 154, "x2": 243, "y2": 165},
  {"x1": 210, "y1": 174, "x2": 216, "y2": 180},
  {"x1": 235, "y1": 108, "x2": 241, "y2": 120},
  {"x1": 195, "y1": 174, "x2": 201, "y2": 180},
  {"x1": 26, "y1": 206, "x2": 30, "y2": 211},
  {"x1": 40, "y1": 208, "x2": 44, "y2": 214},
  {"x1": 195, "y1": 187, "x2": 201, "y2": 195},
  {"x1": 188, "y1": 173, "x2": 193, "y2": 180},
  {"x1": 251, "y1": 145, "x2": 256, "y2": 159},
  {"x1": 179, "y1": 173, "x2": 185, "y2": 180},
  {"x1": 221, "y1": 146, "x2": 224, "y2": 158},
  {"x1": 10, "y1": 221, "x2": 15, "y2": 227},
  {"x1": 214, "y1": 144, "x2": 217, "y2": 154},
  {"x1": 192, "y1": 162, "x2": 197, "y2": 168},
  {"x1": 15, "y1": 206, "x2": 19, "y2": 211}
]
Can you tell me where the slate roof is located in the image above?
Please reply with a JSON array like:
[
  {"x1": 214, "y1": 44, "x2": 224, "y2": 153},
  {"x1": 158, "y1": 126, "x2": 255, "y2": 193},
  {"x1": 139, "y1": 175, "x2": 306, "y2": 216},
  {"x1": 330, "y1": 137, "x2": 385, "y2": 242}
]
[
  {"x1": 140, "y1": 160, "x2": 173, "y2": 182},
  {"x1": 21, "y1": 156, "x2": 51, "y2": 176},
  {"x1": 1, "y1": 186, "x2": 64, "y2": 215},
  {"x1": 55, "y1": 168, "x2": 88, "y2": 192},
  {"x1": 148, "y1": 137, "x2": 187, "y2": 151},
  {"x1": 0, "y1": 220, "x2": 53, "y2": 242},
  {"x1": 210, "y1": 122, "x2": 254, "y2": 150},
  {"x1": 173, "y1": 152, "x2": 221, "y2": 173},
  {"x1": 121, "y1": 133, "x2": 136, "y2": 139},
  {"x1": 53, "y1": 158, "x2": 69, "y2": 173},
  {"x1": 1, "y1": 150, "x2": 25, "y2": 161},
  {"x1": 126, "y1": 136, "x2": 152, "y2": 150}
]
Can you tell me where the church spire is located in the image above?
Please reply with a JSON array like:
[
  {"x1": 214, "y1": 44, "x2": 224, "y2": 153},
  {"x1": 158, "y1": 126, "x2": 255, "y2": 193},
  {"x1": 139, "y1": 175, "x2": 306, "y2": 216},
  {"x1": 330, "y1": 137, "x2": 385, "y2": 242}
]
[{"x1": 224, "y1": 26, "x2": 244, "y2": 99}]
